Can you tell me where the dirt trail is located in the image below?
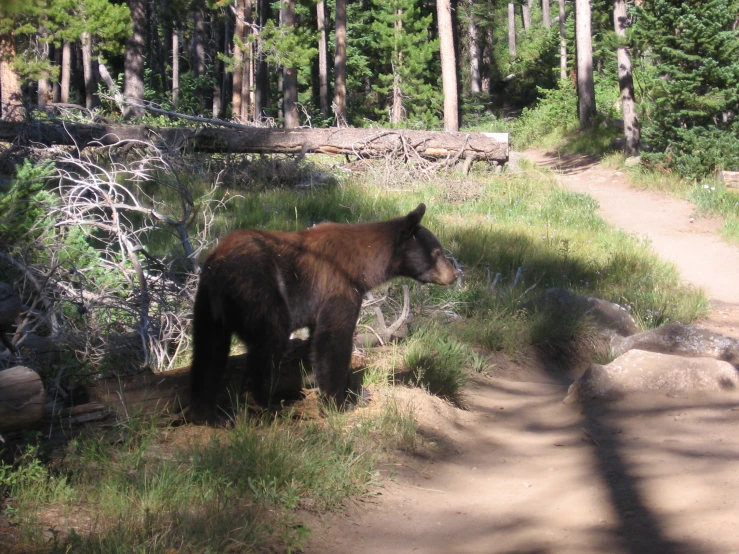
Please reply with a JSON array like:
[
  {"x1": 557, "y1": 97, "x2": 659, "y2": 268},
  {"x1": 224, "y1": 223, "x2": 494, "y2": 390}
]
[{"x1": 306, "y1": 151, "x2": 739, "y2": 554}]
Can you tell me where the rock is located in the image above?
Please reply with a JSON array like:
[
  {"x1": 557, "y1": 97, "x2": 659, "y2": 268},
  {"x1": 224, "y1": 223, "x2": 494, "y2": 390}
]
[
  {"x1": 564, "y1": 349, "x2": 739, "y2": 404},
  {"x1": 524, "y1": 287, "x2": 638, "y2": 338},
  {"x1": 611, "y1": 322, "x2": 739, "y2": 366},
  {"x1": 624, "y1": 156, "x2": 641, "y2": 168}
]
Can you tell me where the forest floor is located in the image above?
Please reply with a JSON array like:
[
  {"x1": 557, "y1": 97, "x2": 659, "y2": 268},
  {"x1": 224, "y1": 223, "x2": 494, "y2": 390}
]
[{"x1": 304, "y1": 150, "x2": 739, "y2": 554}]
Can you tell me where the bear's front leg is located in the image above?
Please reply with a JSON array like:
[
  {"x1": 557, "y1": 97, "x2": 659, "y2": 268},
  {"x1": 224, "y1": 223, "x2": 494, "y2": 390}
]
[{"x1": 311, "y1": 303, "x2": 361, "y2": 408}]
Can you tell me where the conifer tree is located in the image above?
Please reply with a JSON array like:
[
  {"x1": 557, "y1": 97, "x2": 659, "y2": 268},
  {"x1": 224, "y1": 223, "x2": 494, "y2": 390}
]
[
  {"x1": 370, "y1": 0, "x2": 440, "y2": 126},
  {"x1": 633, "y1": 0, "x2": 739, "y2": 177}
]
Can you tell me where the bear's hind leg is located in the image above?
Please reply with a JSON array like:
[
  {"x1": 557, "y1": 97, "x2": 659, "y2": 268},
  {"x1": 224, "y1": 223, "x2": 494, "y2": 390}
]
[
  {"x1": 190, "y1": 296, "x2": 232, "y2": 423},
  {"x1": 237, "y1": 308, "x2": 290, "y2": 409}
]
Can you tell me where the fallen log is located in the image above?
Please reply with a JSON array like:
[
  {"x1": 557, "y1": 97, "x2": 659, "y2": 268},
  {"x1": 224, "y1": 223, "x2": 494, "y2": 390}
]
[
  {"x1": 718, "y1": 170, "x2": 739, "y2": 187},
  {"x1": 0, "y1": 366, "x2": 45, "y2": 432},
  {"x1": 0, "y1": 120, "x2": 508, "y2": 163}
]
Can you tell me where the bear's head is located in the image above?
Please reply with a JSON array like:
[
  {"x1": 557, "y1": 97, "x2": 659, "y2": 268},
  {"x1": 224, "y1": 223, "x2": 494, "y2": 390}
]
[{"x1": 396, "y1": 204, "x2": 459, "y2": 286}]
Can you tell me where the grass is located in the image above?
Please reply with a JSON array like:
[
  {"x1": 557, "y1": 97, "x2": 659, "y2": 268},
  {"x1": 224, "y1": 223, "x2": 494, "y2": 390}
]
[
  {"x1": 1, "y1": 408, "x2": 383, "y2": 553},
  {"x1": 1, "y1": 152, "x2": 712, "y2": 552}
]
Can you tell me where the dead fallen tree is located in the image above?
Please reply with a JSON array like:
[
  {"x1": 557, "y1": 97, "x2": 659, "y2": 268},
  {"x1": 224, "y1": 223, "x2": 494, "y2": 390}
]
[{"x1": 0, "y1": 120, "x2": 508, "y2": 164}]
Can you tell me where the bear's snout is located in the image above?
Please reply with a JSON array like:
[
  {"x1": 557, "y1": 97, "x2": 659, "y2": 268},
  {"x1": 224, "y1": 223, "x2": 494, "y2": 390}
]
[{"x1": 431, "y1": 257, "x2": 459, "y2": 285}]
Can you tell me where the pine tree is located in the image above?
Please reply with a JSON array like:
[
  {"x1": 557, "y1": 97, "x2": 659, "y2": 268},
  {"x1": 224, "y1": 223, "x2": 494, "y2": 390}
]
[
  {"x1": 370, "y1": 0, "x2": 440, "y2": 126},
  {"x1": 633, "y1": 0, "x2": 739, "y2": 177}
]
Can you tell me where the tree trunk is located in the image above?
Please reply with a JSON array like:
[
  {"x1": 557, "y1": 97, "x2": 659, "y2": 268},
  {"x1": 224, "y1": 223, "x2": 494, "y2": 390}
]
[
  {"x1": 124, "y1": 0, "x2": 146, "y2": 119},
  {"x1": 192, "y1": 2, "x2": 207, "y2": 110},
  {"x1": 232, "y1": 0, "x2": 245, "y2": 122},
  {"x1": 481, "y1": 25, "x2": 492, "y2": 95},
  {"x1": 242, "y1": 0, "x2": 253, "y2": 122},
  {"x1": 390, "y1": 9, "x2": 404, "y2": 125},
  {"x1": 437, "y1": 0, "x2": 459, "y2": 132},
  {"x1": 212, "y1": 16, "x2": 223, "y2": 118},
  {"x1": 613, "y1": 0, "x2": 639, "y2": 155},
  {"x1": 575, "y1": 0, "x2": 596, "y2": 128},
  {"x1": 254, "y1": 0, "x2": 270, "y2": 120},
  {"x1": 508, "y1": 3, "x2": 517, "y2": 56},
  {"x1": 282, "y1": 0, "x2": 299, "y2": 128},
  {"x1": 468, "y1": 0, "x2": 481, "y2": 94},
  {"x1": 559, "y1": 0, "x2": 567, "y2": 79},
  {"x1": 80, "y1": 32, "x2": 99, "y2": 110},
  {"x1": 0, "y1": 35, "x2": 23, "y2": 121},
  {"x1": 317, "y1": 0, "x2": 329, "y2": 118},
  {"x1": 61, "y1": 39, "x2": 71, "y2": 104},
  {"x1": 52, "y1": 45, "x2": 61, "y2": 102},
  {"x1": 522, "y1": 0, "x2": 532, "y2": 30},
  {"x1": 334, "y1": 0, "x2": 347, "y2": 125},
  {"x1": 37, "y1": 20, "x2": 51, "y2": 107},
  {"x1": 0, "y1": 366, "x2": 45, "y2": 433},
  {"x1": 542, "y1": 0, "x2": 551, "y2": 28},
  {"x1": 172, "y1": 29, "x2": 180, "y2": 106}
]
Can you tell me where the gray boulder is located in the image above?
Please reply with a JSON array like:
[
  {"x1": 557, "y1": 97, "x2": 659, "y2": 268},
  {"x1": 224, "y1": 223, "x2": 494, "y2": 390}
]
[
  {"x1": 564, "y1": 349, "x2": 739, "y2": 404},
  {"x1": 611, "y1": 322, "x2": 739, "y2": 366}
]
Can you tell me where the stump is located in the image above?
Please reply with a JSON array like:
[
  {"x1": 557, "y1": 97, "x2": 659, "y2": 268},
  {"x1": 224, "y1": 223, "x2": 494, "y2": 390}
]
[{"x1": 0, "y1": 366, "x2": 45, "y2": 432}]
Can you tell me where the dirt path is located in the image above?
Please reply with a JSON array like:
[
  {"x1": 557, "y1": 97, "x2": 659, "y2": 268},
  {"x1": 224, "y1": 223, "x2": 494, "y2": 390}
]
[{"x1": 305, "y1": 151, "x2": 739, "y2": 554}]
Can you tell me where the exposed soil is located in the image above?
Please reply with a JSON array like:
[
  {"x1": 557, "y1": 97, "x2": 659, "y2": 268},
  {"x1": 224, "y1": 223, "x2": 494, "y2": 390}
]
[{"x1": 304, "y1": 151, "x2": 739, "y2": 554}]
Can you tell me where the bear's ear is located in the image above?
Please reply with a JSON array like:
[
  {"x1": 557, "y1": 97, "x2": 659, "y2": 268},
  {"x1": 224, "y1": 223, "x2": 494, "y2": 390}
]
[{"x1": 402, "y1": 203, "x2": 426, "y2": 234}]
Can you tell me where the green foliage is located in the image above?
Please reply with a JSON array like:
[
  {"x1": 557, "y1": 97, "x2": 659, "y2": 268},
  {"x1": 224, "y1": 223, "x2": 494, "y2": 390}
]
[
  {"x1": 512, "y1": 80, "x2": 579, "y2": 149},
  {"x1": 633, "y1": 0, "x2": 739, "y2": 179},
  {"x1": 0, "y1": 159, "x2": 57, "y2": 244}
]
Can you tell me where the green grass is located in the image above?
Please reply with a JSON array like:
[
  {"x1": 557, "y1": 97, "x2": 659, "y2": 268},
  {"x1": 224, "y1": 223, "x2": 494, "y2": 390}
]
[{"x1": 1, "y1": 409, "x2": 382, "y2": 553}]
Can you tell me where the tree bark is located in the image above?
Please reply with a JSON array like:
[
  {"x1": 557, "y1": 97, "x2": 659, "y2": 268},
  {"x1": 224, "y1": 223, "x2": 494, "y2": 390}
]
[
  {"x1": 124, "y1": 0, "x2": 146, "y2": 119},
  {"x1": 508, "y1": 3, "x2": 517, "y2": 56},
  {"x1": 254, "y1": 0, "x2": 271, "y2": 120},
  {"x1": 481, "y1": 26, "x2": 492, "y2": 95},
  {"x1": 317, "y1": 0, "x2": 329, "y2": 118},
  {"x1": 522, "y1": 0, "x2": 533, "y2": 30},
  {"x1": 37, "y1": 19, "x2": 51, "y2": 107},
  {"x1": 232, "y1": 0, "x2": 245, "y2": 122},
  {"x1": 559, "y1": 0, "x2": 567, "y2": 79},
  {"x1": 172, "y1": 28, "x2": 180, "y2": 106},
  {"x1": 334, "y1": 0, "x2": 347, "y2": 125},
  {"x1": 0, "y1": 366, "x2": 45, "y2": 433},
  {"x1": 61, "y1": 39, "x2": 72, "y2": 104},
  {"x1": 192, "y1": 2, "x2": 207, "y2": 110},
  {"x1": 0, "y1": 120, "x2": 509, "y2": 162},
  {"x1": 80, "y1": 32, "x2": 99, "y2": 110},
  {"x1": 613, "y1": 0, "x2": 639, "y2": 155},
  {"x1": 391, "y1": 9, "x2": 404, "y2": 125},
  {"x1": 242, "y1": 0, "x2": 253, "y2": 122},
  {"x1": 0, "y1": 33, "x2": 24, "y2": 121},
  {"x1": 542, "y1": 0, "x2": 551, "y2": 28},
  {"x1": 468, "y1": 0, "x2": 481, "y2": 94},
  {"x1": 282, "y1": 0, "x2": 299, "y2": 128},
  {"x1": 212, "y1": 16, "x2": 224, "y2": 118},
  {"x1": 575, "y1": 0, "x2": 596, "y2": 128},
  {"x1": 437, "y1": 0, "x2": 459, "y2": 132}
]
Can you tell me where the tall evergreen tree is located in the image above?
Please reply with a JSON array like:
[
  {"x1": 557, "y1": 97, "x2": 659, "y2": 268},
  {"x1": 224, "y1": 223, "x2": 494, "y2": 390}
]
[
  {"x1": 633, "y1": 0, "x2": 739, "y2": 176},
  {"x1": 370, "y1": 0, "x2": 440, "y2": 125}
]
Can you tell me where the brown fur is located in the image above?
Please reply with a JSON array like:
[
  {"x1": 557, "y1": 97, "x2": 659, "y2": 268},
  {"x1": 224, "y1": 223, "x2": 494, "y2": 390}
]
[{"x1": 189, "y1": 203, "x2": 457, "y2": 423}]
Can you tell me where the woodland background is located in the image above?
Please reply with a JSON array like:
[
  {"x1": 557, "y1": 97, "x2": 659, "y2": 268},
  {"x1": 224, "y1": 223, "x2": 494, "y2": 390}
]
[{"x1": 0, "y1": 0, "x2": 737, "y2": 178}]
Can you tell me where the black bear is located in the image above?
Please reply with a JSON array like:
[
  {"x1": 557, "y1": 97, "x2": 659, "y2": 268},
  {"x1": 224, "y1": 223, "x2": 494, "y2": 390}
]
[{"x1": 189, "y1": 203, "x2": 458, "y2": 422}]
